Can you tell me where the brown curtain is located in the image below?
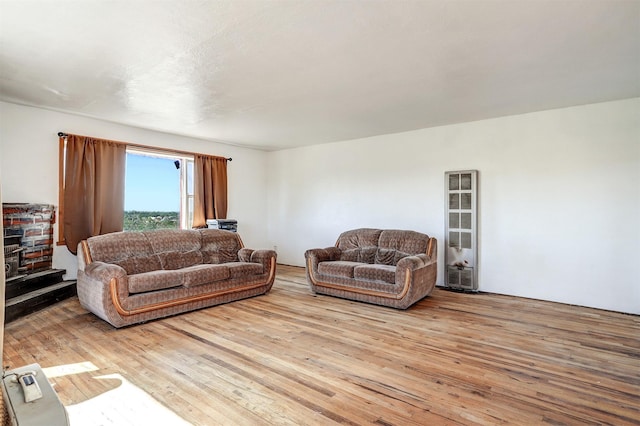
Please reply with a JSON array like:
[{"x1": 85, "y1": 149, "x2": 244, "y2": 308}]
[
  {"x1": 63, "y1": 135, "x2": 126, "y2": 254},
  {"x1": 193, "y1": 154, "x2": 228, "y2": 228}
]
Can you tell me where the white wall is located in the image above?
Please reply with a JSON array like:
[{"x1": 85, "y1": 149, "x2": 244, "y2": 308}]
[
  {"x1": 267, "y1": 98, "x2": 640, "y2": 314},
  {"x1": 0, "y1": 102, "x2": 270, "y2": 279}
]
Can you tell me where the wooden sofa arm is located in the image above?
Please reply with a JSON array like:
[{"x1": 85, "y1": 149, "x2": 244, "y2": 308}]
[{"x1": 427, "y1": 237, "x2": 437, "y2": 262}]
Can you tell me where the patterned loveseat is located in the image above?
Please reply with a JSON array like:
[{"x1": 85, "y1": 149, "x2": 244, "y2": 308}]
[
  {"x1": 77, "y1": 228, "x2": 277, "y2": 327},
  {"x1": 304, "y1": 228, "x2": 437, "y2": 309}
]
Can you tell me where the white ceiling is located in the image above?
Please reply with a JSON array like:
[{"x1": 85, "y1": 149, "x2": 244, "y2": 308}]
[{"x1": 1, "y1": 1, "x2": 638, "y2": 151}]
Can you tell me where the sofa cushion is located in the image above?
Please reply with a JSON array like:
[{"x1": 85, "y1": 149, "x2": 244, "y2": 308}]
[
  {"x1": 374, "y1": 249, "x2": 413, "y2": 266},
  {"x1": 144, "y1": 229, "x2": 202, "y2": 253},
  {"x1": 336, "y1": 228, "x2": 383, "y2": 250},
  {"x1": 203, "y1": 250, "x2": 240, "y2": 264},
  {"x1": 182, "y1": 264, "x2": 230, "y2": 287},
  {"x1": 157, "y1": 250, "x2": 203, "y2": 270},
  {"x1": 354, "y1": 264, "x2": 396, "y2": 284},
  {"x1": 128, "y1": 270, "x2": 184, "y2": 294},
  {"x1": 394, "y1": 250, "x2": 412, "y2": 265},
  {"x1": 318, "y1": 261, "x2": 359, "y2": 278},
  {"x1": 114, "y1": 255, "x2": 162, "y2": 275},
  {"x1": 238, "y1": 248, "x2": 253, "y2": 262},
  {"x1": 340, "y1": 247, "x2": 377, "y2": 264},
  {"x1": 378, "y1": 229, "x2": 429, "y2": 255},
  {"x1": 87, "y1": 231, "x2": 161, "y2": 274},
  {"x1": 200, "y1": 229, "x2": 242, "y2": 264},
  {"x1": 227, "y1": 262, "x2": 265, "y2": 278},
  {"x1": 375, "y1": 248, "x2": 396, "y2": 265},
  {"x1": 339, "y1": 249, "x2": 358, "y2": 262}
]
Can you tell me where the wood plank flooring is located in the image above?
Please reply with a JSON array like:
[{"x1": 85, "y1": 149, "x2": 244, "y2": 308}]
[{"x1": 3, "y1": 265, "x2": 639, "y2": 425}]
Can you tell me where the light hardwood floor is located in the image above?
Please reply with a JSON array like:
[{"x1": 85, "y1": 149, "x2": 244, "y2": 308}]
[{"x1": 3, "y1": 265, "x2": 639, "y2": 425}]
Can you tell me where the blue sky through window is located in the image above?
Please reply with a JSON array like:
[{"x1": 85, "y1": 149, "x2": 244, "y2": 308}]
[{"x1": 124, "y1": 153, "x2": 180, "y2": 212}]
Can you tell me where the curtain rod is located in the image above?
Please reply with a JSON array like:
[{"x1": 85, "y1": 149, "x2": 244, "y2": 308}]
[{"x1": 57, "y1": 132, "x2": 232, "y2": 162}]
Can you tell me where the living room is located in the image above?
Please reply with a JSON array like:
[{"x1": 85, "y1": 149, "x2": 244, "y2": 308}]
[
  {"x1": 2, "y1": 89, "x2": 638, "y2": 316},
  {"x1": 1, "y1": 1, "x2": 639, "y2": 425}
]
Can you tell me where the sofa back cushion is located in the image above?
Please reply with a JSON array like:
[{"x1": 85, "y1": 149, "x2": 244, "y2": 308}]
[
  {"x1": 144, "y1": 229, "x2": 201, "y2": 252},
  {"x1": 86, "y1": 231, "x2": 161, "y2": 274},
  {"x1": 339, "y1": 247, "x2": 377, "y2": 263},
  {"x1": 334, "y1": 228, "x2": 429, "y2": 266},
  {"x1": 86, "y1": 228, "x2": 246, "y2": 274},
  {"x1": 115, "y1": 256, "x2": 163, "y2": 275},
  {"x1": 144, "y1": 229, "x2": 203, "y2": 270},
  {"x1": 156, "y1": 250, "x2": 204, "y2": 270},
  {"x1": 336, "y1": 228, "x2": 383, "y2": 250},
  {"x1": 375, "y1": 229, "x2": 430, "y2": 265},
  {"x1": 335, "y1": 228, "x2": 381, "y2": 264},
  {"x1": 199, "y1": 229, "x2": 243, "y2": 264}
]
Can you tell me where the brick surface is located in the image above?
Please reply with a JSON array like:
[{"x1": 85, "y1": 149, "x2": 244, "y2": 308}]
[{"x1": 2, "y1": 203, "x2": 56, "y2": 272}]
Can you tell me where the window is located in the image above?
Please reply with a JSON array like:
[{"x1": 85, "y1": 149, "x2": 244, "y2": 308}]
[
  {"x1": 58, "y1": 133, "x2": 227, "y2": 249},
  {"x1": 124, "y1": 148, "x2": 194, "y2": 231}
]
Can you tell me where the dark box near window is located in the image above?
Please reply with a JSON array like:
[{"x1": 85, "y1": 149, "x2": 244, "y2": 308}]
[{"x1": 206, "y1": 219, "x2": 237, "y2": 232}]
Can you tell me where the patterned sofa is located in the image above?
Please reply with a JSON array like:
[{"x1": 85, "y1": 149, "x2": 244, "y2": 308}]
[
  {"x1": 77, "y1": 228, "x2": 277, "y2": 328},
  {"x1": 305, "y1": 228, "x2": 437, "y2": 309}
]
